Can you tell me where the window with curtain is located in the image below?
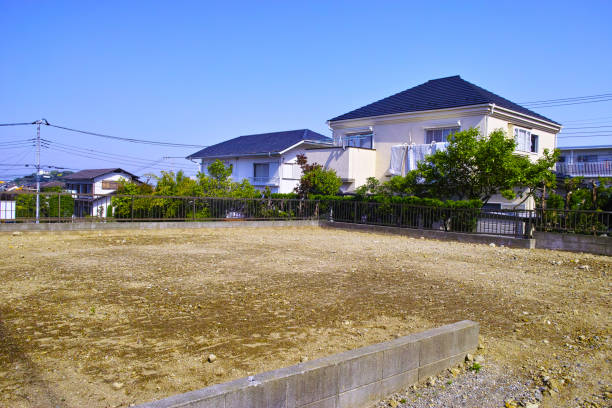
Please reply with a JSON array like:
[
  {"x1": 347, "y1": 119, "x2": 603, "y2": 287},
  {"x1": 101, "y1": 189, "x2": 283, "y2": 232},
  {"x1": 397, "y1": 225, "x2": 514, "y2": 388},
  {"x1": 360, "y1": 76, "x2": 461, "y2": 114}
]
[
  {"x1": 425, "y1": 127, "x2": 460, "y2": 143},
  {"x1": 514, "y1": 127, "x2": 532, "y2": 152}
]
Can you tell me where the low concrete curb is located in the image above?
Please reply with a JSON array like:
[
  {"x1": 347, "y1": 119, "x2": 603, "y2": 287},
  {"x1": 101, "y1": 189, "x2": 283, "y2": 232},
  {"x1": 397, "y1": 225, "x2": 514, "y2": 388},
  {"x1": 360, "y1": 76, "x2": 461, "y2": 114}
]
[
  {"x1": 0, "y1": 219, "x2": 320, "y2": 232},
  {"x1": 321, "y1": 221, "x2": 535, "y2": 249},
  {"x1": 134, "y1": 320, "x2": 479, "y2": 408},
  {"x1": 534, "y1": 231, "x2": 612, "y2": 256}
]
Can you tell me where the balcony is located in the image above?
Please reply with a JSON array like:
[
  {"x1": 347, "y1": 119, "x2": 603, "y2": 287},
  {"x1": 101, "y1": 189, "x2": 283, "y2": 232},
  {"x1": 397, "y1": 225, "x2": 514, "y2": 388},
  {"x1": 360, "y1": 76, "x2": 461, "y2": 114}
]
[
  {"x1": 304, "y1": 147, "x2": 376, "y2": 187},
  {"x1": 249, "y1": 177, "x2": 280, "y2": 186},
  {"x1": 555, "y1": 161, "x2": 612, "y2": 177}
]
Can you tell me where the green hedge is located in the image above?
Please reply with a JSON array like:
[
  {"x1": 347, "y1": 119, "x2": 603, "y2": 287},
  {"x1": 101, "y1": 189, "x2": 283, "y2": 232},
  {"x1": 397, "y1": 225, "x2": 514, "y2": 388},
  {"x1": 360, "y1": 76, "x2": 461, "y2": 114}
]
[{"x1": 308, "y1": 195, "x2": 482, "y2": 232}]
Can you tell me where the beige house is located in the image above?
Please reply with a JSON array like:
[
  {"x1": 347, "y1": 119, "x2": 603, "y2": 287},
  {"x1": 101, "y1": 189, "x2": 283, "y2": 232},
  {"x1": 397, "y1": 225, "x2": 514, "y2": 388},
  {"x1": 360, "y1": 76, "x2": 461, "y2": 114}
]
[{"x1": 309, "y1": 75, "x2": 562, "y2": 209}]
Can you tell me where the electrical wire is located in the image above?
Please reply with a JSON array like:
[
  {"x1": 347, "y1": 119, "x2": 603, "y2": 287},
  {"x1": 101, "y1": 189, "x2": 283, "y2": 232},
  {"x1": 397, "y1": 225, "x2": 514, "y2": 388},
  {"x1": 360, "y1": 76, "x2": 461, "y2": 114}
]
[
  {"x1": 523, "y1": 98, "x2": 612, "y2": 109},
  {"x1": 563, "y1": 125, "x2": 612, "y2": 130},
  {"x1": 45, "y1": 145, "x2": 174, "y2": 170},
  {"x1": 41, "y1": 138, "x2": 180, "y2": 166},
  {"x1": 520, "y1": 92, "x2": 612, "y2": 104},
  {"x1": 46, "y1": 123, "x2": 206, "y2": 148},
  {"x1": 45, "y1": 145, "x2": 172, "y2": 170}
]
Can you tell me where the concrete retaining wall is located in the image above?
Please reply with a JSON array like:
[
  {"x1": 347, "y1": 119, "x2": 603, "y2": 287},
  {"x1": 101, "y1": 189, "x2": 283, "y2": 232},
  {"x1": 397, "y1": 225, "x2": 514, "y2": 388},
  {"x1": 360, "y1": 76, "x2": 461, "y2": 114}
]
[
  {"x1": 0, "y1": 219, "x2": 320, "y2": 232},
  {"x1": 135, "y1": 320, "x2": 479, "y2": 408},
  {"x1": 322, "y1": 221, "x2": 535, "y2": 249},
  {"x1": 534, "y1": 231, "x2": 612, "y2": 256}
]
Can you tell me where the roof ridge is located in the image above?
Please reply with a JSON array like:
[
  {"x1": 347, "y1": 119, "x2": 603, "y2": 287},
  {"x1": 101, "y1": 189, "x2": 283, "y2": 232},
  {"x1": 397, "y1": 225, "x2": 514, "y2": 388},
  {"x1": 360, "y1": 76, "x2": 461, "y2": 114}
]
[{"x1": 329, "y1": 75, "x2": 560, "y2": 125}]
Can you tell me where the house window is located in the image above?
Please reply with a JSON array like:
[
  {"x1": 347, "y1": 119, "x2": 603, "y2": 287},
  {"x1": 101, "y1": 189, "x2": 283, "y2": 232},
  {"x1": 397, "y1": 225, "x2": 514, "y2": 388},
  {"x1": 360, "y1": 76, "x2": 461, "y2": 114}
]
[
  {"x1": 426, "y1": 127, "x2": 460, "y2": 144},
  {"x1": 253, "y1": 163, "x2": 270, "y2": 179},
  {"x1": 514, "y1": 127, "x2": 532, "y2": 152},
  {"x1": 344, "y1": 132, "x2": 373, "y2": 149},
  {"x1": 530, "y1": 134, "x2": 539, "y2": 153},
  {"x1": 558, "y1": 156, "x2": 566, "y2": 163},
  {"x1": 101, "y1": 181, "x2": 120, "y2": 190},
  {"x1": 577, "y1": 154, "x2": 598, "y2": 162}
]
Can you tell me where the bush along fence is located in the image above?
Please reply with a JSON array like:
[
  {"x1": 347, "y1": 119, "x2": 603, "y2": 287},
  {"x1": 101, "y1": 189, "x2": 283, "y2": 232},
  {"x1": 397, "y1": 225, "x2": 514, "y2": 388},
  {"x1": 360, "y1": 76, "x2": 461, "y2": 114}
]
[{"x1": 0, "y1": 191, "x2": 610, "y2": 238}]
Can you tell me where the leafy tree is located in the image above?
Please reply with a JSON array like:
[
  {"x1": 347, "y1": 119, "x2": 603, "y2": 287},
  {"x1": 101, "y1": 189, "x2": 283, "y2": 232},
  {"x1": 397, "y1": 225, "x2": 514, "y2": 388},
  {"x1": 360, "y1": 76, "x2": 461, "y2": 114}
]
[
  {"x1": 379, "y1": 128, "x2": 559, "y2": 206},
  {"x1": 196, "y1": 160, "x2": 259, "y2": 198},
  {"x1": 294, "y1": 154, "x2": 342, "y2": 197},
  {"x1": 15, "y1": 186, "x2": 74, "y2": 219}
]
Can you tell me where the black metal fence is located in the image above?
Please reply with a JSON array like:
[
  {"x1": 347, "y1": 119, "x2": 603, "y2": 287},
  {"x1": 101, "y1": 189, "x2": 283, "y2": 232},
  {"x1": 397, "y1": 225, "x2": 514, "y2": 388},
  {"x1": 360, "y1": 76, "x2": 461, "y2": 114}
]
[
  {"x1": 1, "y1": 191, "x2": 610, "y2": 238},
  {"x1": 0, "y1": 192, "x2": 320, "y2": 222},
  {"x1": 534, "y1": 208, "x2": 611, "y2": 235}
]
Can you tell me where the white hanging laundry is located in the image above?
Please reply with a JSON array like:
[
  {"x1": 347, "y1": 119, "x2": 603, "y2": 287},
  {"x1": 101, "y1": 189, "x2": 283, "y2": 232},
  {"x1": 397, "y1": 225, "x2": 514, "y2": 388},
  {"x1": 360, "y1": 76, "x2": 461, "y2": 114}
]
[
  {"x1": 412, "y1": 144, "x2": 432, "y2": 170},
  {"x1": 387, "y1": 145, "x2": 407, "y2": 176},
  {"x1": 431, "y1": 142, "x2": 449, "y2": 154}
]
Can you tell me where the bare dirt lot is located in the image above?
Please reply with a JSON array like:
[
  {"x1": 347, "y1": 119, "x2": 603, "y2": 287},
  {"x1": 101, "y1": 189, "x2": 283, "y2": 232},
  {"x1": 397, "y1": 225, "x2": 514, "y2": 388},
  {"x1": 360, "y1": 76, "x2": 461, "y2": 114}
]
[{"x1": 0, "y1": 226, "x2": 610, "y2": 408}]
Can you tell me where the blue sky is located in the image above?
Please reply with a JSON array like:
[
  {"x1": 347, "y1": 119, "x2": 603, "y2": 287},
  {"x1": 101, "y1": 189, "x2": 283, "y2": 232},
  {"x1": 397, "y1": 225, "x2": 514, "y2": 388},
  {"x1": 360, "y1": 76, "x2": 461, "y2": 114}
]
[{"x1": 1, "y1": 1, "x2": 611, "y2": 179}]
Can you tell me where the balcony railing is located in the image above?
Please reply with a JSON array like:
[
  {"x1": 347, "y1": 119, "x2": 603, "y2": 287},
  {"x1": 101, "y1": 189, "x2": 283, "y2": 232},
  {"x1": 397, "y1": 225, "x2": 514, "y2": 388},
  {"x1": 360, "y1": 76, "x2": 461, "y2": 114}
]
[
  {"x1": 249, "y1": 177, "x2": 280, "y2": 186},
  {"x1": 555, "y1": 161, "x2": 612, "y2": 177}
]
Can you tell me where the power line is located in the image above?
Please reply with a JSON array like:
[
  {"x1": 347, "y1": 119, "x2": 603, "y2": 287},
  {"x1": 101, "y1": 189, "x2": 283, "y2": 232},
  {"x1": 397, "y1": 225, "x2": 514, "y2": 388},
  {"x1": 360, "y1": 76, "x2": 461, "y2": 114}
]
[
  {"x1": 43, "y1": 143, "x2": 175, "y2": 170},
  {"x1": 523, "y1": 98, "x2": 612, "y2": 109},
  {"x1": 46, "y1": 122, "x2": 206, "y2": 148},
  {"x1": 562, "y1": 125, "x2": 612, "y2": 129},
  {"x1": 520, "y1": 92, "x2": 612, "y2": 105},
  {"x1": 561, "y1": 115, "x2": 612, "y2": 123}
]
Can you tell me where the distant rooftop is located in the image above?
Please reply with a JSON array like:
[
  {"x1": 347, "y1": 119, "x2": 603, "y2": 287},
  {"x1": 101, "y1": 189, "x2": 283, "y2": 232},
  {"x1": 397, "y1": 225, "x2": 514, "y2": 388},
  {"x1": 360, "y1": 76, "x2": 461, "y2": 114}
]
[
  {"x1": 188, "y1": 129, "x2": 332, "y2": 159},
  {"x1": 63, "y1": 168, "x2": 137, "y2": 181},
  {"x1": 329, "y1": 75, "x2": 560, "y2": 125}
]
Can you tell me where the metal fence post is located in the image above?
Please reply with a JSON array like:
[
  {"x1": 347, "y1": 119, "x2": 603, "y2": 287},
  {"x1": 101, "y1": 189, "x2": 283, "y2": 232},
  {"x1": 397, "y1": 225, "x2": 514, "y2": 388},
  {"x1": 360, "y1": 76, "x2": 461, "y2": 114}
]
[{"x1": 131, "y1": 195, "x2": 134, "y2": 222}]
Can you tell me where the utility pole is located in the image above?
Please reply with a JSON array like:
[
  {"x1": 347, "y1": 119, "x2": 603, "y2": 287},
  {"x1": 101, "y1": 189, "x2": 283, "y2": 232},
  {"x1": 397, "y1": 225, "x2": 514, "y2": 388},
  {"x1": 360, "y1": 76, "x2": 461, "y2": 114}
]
[{"x1": 33, "y1": 119, "x2": 48, "y2": 223}]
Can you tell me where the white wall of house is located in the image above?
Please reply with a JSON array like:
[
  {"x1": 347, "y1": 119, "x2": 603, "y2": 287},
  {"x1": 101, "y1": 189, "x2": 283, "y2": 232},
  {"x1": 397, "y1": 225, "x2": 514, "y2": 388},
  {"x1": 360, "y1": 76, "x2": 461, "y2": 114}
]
[
  {"x1": 328, "y1": 105, "x2": 561, "y2": 209},
  {"x1": 69, "y1": 172, "x2": 134, "y2": 217},
  {"x1": 93, "y1": 173, "x2": 133, "y2": 195},
  {"x1": 558, "y1": 147, "x2": 612, "y2": 164},
  {"x1": 305, "y1": 147, "x2": 377, "y2": 192},
  {"x1": 199, "y1": 146, "x2": 313, "y2": 194}
]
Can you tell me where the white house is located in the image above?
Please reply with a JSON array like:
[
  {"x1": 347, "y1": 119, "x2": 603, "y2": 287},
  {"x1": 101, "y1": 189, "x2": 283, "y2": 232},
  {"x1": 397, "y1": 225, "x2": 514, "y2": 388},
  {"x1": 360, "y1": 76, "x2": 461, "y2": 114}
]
[
  {"x1": 556, "y1": 145, "x2": 612, "y2": 179},
  {"x1": 64, "y1": 168, "x2": 138, "y2": 217},
  {"x1": 318, "y1": 75, "x2": 562, "y2": 209},
  {"x1": 187, "y1": 129, "x2": 332, "y2": 194}
]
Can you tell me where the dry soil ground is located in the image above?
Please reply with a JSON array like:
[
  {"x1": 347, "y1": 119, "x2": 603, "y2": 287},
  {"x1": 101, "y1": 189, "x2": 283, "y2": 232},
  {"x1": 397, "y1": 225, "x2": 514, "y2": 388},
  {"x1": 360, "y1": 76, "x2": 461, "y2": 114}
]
[{"x1": 0, "y1": 226, "x2": 610, "y2": 408}]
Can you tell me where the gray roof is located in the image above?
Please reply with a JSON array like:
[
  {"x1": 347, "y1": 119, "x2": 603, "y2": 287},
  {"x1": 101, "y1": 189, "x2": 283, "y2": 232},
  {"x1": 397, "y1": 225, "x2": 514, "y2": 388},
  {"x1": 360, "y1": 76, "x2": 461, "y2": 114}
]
[
  {"x1": 63, "y1": 168, "x2": 137, "y2": 181},
  {"x1": 329, "y1": 75, "x2": 560, "y2": 125},
  {"x1": 188, "y1": 129, "x2": 332, "y2": 159}
]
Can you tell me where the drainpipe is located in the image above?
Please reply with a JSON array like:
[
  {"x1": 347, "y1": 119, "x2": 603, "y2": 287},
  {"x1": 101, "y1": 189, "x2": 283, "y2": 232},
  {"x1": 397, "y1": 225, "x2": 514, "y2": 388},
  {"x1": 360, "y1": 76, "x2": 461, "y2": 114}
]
[{"x1": 487, "y1": 103, "x2": 496, "y2": 136}]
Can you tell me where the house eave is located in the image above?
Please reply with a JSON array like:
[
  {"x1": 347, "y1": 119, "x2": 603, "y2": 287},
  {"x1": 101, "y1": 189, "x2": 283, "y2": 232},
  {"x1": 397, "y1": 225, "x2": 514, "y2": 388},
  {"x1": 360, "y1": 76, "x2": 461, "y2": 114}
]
[
  {"x1": 327, "y1": 104, "x2": 492, "y2": 128},
  {"x1": 188, "y1": 152, "x2": 283, "y2": 160},
  {"x1": 489, "y1": 105, "x2": 562, "y2": 133}
]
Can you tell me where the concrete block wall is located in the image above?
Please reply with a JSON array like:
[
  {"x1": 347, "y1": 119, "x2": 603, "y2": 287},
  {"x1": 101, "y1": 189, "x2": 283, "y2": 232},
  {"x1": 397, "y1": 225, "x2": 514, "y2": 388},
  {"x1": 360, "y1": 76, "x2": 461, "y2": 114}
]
[
  {"x1": 534, "y1": 231, "x2": 612, "y2": 256},
  {"x1": 135, "y1": 320, "x2": 479, "y2": 408},
  {"x1": 321, "y1": 221, "x2": 536, "y2": 249}
]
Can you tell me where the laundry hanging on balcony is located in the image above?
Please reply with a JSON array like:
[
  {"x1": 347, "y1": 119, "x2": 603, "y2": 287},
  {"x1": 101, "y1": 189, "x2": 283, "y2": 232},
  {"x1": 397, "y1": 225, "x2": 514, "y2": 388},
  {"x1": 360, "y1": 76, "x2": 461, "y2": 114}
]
[
  {"x1": 387, "y1": 145, "x2": 408, "y2": 176},
  {"x1": 388, "y1": 142, "x2": 450, "y2": 176}
]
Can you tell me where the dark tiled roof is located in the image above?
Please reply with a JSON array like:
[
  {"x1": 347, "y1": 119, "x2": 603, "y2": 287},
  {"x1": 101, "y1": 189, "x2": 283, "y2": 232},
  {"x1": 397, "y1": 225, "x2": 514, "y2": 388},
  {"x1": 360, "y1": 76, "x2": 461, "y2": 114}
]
[
  {"x1": 329, "y1": 75, "x2": 560, "y2": 125},
  {"x1": 63, "y1": 168, "x2": 136, "y2": 181},
  {"x1": 188, "y1": 129, "x2": 332, "y2": 159},
  {"x1": 40, "y1": 181, "x2": 65, "y2": 188}
]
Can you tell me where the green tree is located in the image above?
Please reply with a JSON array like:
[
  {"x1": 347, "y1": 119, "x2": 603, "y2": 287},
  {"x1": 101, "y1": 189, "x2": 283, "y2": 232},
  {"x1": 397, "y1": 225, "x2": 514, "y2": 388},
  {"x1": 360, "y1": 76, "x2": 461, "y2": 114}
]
[
  {"x1": 294, "y1": 154, "x2": 342, "y2": 197},
  {"x1": 196, "y1": 160, "x2": 259, "y2": 198},
  {"x1": 381, "y1": 128, "x2": 558, "y2": 206}
]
